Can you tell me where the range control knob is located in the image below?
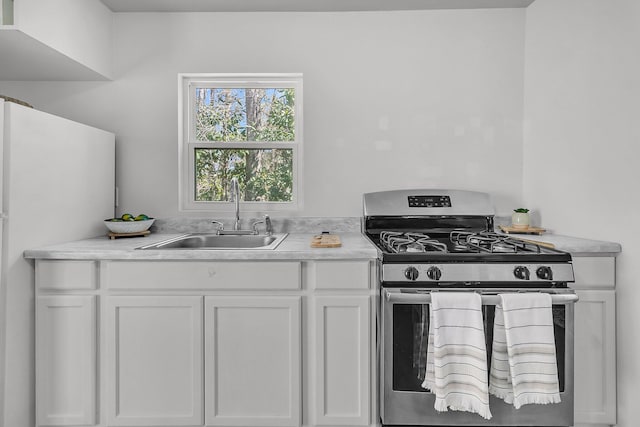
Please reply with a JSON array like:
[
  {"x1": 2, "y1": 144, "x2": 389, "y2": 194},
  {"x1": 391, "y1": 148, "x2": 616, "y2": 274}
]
[
  {"x1": 404, "y1": 266, "x2": 419, "y2": 281},
  {"x1": 426, "y1": 266, "x2": 442, "y2": 281},
  {"x1": 513, "y1": 266, "x2": 530, "y2": 280},
  {"x1": 536, "y1": 266, "x2": 554, "y2": 280}
]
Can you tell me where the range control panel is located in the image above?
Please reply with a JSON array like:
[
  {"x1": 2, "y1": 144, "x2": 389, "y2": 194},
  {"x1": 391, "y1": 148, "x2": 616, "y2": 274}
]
[{"x1": 408, "y1": 195, "x2": 452, "y2": 208}]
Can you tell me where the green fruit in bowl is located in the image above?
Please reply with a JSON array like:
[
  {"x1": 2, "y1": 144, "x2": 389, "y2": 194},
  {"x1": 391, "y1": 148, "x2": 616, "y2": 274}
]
[
  {"x1": 110, "y1": 218, "x2": 124, "y2": 222},
  {"x1": 121, "y1": 213, "x2": 134, "y2": 221},
  {"x1": 135, "y1": 214, "x2": 149, "y2": 221}
]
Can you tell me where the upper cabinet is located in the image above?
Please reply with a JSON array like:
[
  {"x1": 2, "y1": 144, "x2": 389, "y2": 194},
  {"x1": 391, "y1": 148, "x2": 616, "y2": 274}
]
[
  {"x1": 0, "y1": 0, "x2": 112, "y2": 81},
  {"x1": 1, "y1": 0, "x2": 13, "y2": 24}
]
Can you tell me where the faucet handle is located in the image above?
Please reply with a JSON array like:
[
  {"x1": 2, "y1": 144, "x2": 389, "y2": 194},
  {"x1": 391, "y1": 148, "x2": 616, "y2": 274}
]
[
  {"x1": 211, "y1": 220, "x2": 224, "y2": 234},
  {"x1": 251, "y1": 215, "x2": 273, "y2": 236}
]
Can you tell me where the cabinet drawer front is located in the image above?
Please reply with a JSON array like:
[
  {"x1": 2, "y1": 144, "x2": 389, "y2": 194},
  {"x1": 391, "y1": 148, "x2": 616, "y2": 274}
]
[
  {"x1": 312, "y1": 261, "x2": 371, "y2": 290},
  {"x1": 572, "y1": 257, "x2": 615, "y2": 289},
  {"x1": 105, "y1": 261, "x2": 301, "y2": 290},
  {"x1": 36, "y1": 260, "x2": 97, "y2": 290}
]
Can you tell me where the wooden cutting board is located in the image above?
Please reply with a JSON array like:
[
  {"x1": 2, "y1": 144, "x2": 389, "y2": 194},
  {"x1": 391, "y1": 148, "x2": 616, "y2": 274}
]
[
  {"x1": 310, "y1": 234, "x2": 342, "y2": 248},
  {"x1": 499, "y1": 225, "x2": 546, "y2": 235}
]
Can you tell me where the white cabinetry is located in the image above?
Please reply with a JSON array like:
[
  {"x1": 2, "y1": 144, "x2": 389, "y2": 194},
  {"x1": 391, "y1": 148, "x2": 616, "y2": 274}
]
[
  {"x1": 309, "y1": 261, "x2": 372, "y2": 426},
  {"x1": 1, "y1": 0, "x2": 13, "y2": 24},
  {"x1": 104, "y1": 260, "x2": 300, "y2": 290},
  {"x1": 0, "y1": 0, "x2": 112, "y2": 80},
  {"x1": 572, "y1": 256, "x2": 617, "y2": 426},
  {"x1": 205, "y1": 296, "x2": 301, "y2": 426},
  {"x1": 36, "y1": 295, "x2": 96, "y2": 426},
  {"x1": 34, "y1": 258, "x2": 376, "y2": 427},
  {"x1": 312, "y1": 296, "x2": 370, "y2": 426},
  {"x1": 105, "y1": 296, "x2": 204, "y2": 426}
]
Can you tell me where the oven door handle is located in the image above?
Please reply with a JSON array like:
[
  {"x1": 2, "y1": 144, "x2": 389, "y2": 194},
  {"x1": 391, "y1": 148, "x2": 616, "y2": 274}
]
[{"x1": 384, "y1": 290, "x2": 579, "y2": 304}]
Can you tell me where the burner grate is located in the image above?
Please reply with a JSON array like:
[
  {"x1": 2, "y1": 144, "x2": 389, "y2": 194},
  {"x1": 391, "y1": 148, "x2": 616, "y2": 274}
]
[
  {"x1": 450, "y1": 231, "x2": 542, "y2": 254},
  {"x1": 377, "y1": 230, "x2": 547, "y2": 255},
  {"x1": 379, "y1": 231, "x2": 448, "y2": 254}
]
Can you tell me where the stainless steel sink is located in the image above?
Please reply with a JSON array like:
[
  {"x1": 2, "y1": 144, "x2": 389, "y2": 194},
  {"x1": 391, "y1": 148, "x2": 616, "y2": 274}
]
[{"x1": 137, "y1": 233, "x2": 288, "y2": 250}]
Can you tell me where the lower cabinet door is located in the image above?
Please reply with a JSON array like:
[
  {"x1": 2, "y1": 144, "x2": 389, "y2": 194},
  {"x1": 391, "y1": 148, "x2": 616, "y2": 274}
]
[
  {"x1": 36, "y1": 295, "x2": 96, "y2": 426},
  {"x1": 574, "y1": 290, "x2": 617, "y2": 425},
  {"x1": 312, "y1": 296, "x2": 371, "y2": 426},
  {"x1": 105, "y1": 296, "x2": 204, "y2": 426},
  {"x1": 204, "y1": 296, "x2": 301, "y2": 426}
]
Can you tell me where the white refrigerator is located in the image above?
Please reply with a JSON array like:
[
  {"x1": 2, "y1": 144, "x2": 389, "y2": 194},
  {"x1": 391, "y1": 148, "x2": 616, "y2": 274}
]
[{"x1": 0, "y1": 99, "x2": 115, "y2": 426}]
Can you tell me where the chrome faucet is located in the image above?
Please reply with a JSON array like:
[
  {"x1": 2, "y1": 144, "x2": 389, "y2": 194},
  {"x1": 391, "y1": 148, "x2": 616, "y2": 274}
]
[
  {"x1": 230, "y1": 177, "x2": 240, "y2": 231},
  {"x1": 216, "y1": 179, "x2": 273, "y2": 236}
]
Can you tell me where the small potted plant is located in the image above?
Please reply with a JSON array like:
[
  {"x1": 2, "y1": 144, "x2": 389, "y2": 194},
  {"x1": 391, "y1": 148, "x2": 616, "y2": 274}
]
[{"x1": 511, "y1": 208, "x2": 530, "y2": 229}]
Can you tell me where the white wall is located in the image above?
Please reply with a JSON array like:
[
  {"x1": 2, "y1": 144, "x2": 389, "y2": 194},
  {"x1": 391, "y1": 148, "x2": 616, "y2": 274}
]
[
  {"x1": 523, "y1": 1, "x2": 640, "y2": 426},
  {"x1": 0, "y1": 10, "x2": 526, "y2": 427},
  {"x1": 0, "y1": 9, "x2": 526, "y2": 219}
]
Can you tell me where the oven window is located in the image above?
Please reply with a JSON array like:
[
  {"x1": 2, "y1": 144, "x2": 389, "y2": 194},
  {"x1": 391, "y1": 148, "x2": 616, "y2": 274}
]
[{"x1": 391, "y1": 304, "x2": 566, "y2": 392}]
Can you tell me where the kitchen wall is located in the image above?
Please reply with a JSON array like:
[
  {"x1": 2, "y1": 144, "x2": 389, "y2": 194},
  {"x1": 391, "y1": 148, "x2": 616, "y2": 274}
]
[
  {"x1": 0, "y1": 8, "x2": 526, "y2": 219},
  {"x1": 523, "y1": 1, "x2": 640, "y2": 426},
  {"x1": 0, "y1": 10, "x2": 526, "y2": 426}
]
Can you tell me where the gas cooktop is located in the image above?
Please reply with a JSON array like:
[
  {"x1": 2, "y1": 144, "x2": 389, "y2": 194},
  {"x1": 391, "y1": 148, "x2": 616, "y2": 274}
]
[
  {"x1": 369, "y1": 229, "x2": 571, "y2": 263},
  {"x1": 362, "y1": 189, "x2": 574, "y2": 284}
]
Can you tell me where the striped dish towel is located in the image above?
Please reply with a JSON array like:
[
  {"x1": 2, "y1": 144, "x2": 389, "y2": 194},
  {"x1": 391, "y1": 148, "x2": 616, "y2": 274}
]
[
  {"x1": 489, "y1": 293, "x2": 561, "y2": 409},
  {"x1": 421, "y1": 292, "x2": 492, "y2": 420}
]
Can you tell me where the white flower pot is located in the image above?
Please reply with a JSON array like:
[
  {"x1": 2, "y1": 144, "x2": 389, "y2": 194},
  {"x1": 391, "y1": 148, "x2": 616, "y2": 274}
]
[{"x1": 511, "y1": 212, "x2": 530, "y2": 229}]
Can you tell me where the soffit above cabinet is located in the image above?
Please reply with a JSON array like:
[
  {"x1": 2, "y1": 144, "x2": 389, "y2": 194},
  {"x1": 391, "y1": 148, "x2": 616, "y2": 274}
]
[
  {"x1": 0, "y1": 28, "x2": 110, "y2": 81},
  {"x1": 100, "y1": 0, "x2": 535, "y2": 13}
]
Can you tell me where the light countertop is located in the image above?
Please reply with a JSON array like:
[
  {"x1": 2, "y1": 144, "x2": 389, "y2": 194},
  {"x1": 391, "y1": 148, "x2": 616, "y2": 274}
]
[
  {"x1": 23, "y1": 232, "x2": 379, "y2": 261},
  {"x1": 496, "y1": 233, "x2": 621, "y2": 256},
  {"x1": 492, "y1": 216, "x2": 621, "y2": 256},
  {"x1": 23, "y1": 215, "x2": 621, "y2": 261},
  {"x1": 23, "y1": 229, "x2": 620, "y2": 261}
]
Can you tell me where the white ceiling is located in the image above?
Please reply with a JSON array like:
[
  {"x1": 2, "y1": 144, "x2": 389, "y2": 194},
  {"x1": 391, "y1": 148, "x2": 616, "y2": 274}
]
[{"x1": 100, "y1": 0, "x2": 535, "y2": 13}]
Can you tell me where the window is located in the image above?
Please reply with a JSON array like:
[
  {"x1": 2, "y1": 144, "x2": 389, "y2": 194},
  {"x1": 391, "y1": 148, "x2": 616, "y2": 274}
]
[{"x1": 179, "y1": 74, "x2": 303, "y2": 211}]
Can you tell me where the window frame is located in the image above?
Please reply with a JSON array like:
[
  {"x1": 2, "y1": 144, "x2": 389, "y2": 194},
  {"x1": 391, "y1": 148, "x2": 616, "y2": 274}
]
[{"x1": 178, "y1": 73, "x2": 303, "y2": 212}]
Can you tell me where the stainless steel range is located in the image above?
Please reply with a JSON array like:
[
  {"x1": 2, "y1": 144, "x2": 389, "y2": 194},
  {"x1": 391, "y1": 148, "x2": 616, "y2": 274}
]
[{"x1": 363, "y1": 189, "x2": 577, "y2": 427}]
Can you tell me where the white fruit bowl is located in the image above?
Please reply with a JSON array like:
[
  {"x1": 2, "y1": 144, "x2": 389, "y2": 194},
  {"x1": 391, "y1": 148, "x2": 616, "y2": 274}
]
[{"x1": 104, "y1": 218, "x2": 155, "y2": 234}]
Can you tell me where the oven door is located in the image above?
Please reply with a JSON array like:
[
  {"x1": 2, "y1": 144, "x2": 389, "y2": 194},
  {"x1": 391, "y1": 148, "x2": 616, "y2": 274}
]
[{"x1": 380, "y1": 288, "x2": 577, "y2": 427}]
